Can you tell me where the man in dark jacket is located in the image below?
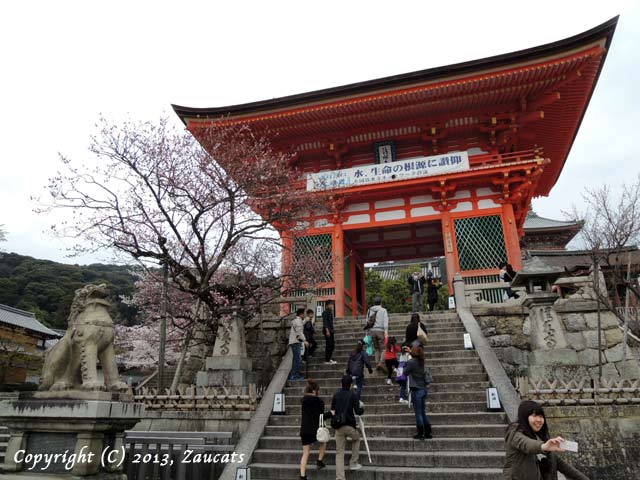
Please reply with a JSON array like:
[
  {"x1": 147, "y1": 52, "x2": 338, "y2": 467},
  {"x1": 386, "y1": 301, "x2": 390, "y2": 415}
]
[
  {"x1": 408, "y1": 271, "x2": 427, "y2": 313},
  {"x1": 322, "y1": 301, "x2": 337, "y2": 364},
  {"x1": 331, "y1": 375, "x2": 364, "y2": 480},
  {"x1": 302, "y1": 309, "x2": 317, "y2": 361}
]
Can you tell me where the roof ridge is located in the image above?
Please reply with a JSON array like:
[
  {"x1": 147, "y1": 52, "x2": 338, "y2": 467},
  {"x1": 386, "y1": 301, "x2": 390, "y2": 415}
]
[{"x1": 0, "y1": 303, "x2": 36, "y2": 317}]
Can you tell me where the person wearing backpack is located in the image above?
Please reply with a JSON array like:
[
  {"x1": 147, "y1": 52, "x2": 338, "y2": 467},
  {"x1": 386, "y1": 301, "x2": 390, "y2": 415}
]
[
  {"x1": 331, "y1": 375, "x2": 365, "y2": 479},
  {"x1": 403, "y1": 345, "x2": 433, "y2": 440},
  {"x1": 365, "y1": 297, "x2": 389, "y2": 371},
  {"x1": 346, "y1": 340, "x2": 373, "y2": 400}
]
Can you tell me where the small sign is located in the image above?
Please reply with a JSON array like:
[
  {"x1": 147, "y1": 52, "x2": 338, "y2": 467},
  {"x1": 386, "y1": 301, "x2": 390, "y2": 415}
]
[
  {"x1": 236, "y1": 467, "x2": 251, "y2": 480},
  {"x1": 316, "y1": 305, "x2": 323, "y2": 317},
  {"x1": 374, "y1": 141, "x2": 397, "y2": 164},
  {"x1": 448, "y1": 296, "x2": 456, "y2": 309},
  {"x1": 273, "y1": 393, "x2": 285, "y2": 414},
  {"x1": 486, "y1": 387, "x2": 501, "y2": 410},
  {"x1": 463, "y1": 333, "x2": 473, "y2": 349}
]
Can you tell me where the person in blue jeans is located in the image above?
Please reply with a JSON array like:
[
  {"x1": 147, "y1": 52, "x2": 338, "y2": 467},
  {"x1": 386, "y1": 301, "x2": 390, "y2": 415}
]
[
  {"x1": 346, "y1": 340, "x2": 372, "y2": 400},
  {"x1": 403, "y1": 345, "x2": 432, "y2": 439},
  {"x1": 289, "y1": 308, "x2": 308, "y2": 381}
]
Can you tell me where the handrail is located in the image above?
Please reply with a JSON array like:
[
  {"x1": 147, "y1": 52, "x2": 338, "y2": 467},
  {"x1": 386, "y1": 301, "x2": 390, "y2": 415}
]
[{"x1": 454, "y1": 273, "x2": 521, "y2": 422}]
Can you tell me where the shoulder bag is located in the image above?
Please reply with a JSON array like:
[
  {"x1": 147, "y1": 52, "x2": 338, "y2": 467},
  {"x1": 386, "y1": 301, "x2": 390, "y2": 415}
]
[{"x1": 316, "y1": 413, "x2": 330, "y2": 442}]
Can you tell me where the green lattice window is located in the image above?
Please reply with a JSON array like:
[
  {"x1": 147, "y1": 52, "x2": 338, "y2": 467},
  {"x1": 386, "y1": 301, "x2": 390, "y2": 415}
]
[
  {"x1": 454, "y1": 215, "x2": 507, "y2": 271},
  {"x1": 293, "y1": 234, "x2": 333, "y2": 283}
]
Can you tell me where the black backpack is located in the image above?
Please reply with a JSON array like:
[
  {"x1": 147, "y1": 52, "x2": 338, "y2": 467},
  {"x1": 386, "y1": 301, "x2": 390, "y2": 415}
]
[{"x1": 365, "y1": 309, "x2": 377, "y2": 330}]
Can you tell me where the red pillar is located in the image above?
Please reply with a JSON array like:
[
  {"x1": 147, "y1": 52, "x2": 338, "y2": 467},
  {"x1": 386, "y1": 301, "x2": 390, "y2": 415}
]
[
  {"x1": 349, "y1": 252, "x2": 357, "y2": 316},
  {"x1": 280, "y1": 230, "x2": 294, "y2": 316},
  {"x1": 333, "y1": 224, "x2": 345, "y2": 318},
  {"x1": 502, "y1": 203, "x2": 522, "y2": 271},
  {"x1": 440, "y1": 211, "x2": 458, "y2": 291}
]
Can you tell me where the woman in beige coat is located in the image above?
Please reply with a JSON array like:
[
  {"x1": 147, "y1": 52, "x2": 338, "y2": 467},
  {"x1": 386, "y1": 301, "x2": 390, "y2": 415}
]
[{"x1": 503, "y1": 400, "x2": 590, "y2": 480}]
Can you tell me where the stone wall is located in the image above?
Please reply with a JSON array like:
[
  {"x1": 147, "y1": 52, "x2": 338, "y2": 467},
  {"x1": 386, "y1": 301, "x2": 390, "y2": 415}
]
[
  {"x1": 545, "y1": 405, "x2": 640, "y2": 480},
  {"x1": 245, "y1": 315, "x2": 289, "y2": 388},
  {"x1": 471, "y1": 299, "x2": 640, "y2": 384},
  {"x1": 471, "y1": 304, "x2": 530, "y2": 382}
]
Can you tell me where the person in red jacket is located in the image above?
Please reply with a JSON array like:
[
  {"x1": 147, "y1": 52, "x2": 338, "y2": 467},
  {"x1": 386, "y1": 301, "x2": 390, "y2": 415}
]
[{"x1": 383, "y1": 336, "x2": 401, "y2": 385}]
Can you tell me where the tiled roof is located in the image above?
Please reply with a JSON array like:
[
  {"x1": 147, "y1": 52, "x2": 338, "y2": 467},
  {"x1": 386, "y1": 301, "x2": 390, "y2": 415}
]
[
  {"x1": 0, "y1": 304, "x2": 61, "y2": 338},
  {"x1": 523, "y1": 211, "x2": 582, "y2": 230}
]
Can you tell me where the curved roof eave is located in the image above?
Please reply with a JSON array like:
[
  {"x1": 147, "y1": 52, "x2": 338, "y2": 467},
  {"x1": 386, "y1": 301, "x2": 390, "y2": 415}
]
[{"x1": 172, "y1": 16, "x2": 618, "y2": 124}]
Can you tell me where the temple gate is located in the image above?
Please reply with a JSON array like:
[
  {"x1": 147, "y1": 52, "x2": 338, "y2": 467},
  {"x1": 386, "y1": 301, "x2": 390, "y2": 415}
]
[{"x1": 174, "y1": 19, "x2": 616, "y2": 317}]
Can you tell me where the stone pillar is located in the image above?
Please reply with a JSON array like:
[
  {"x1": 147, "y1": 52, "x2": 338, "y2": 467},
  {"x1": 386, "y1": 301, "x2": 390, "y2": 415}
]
[
  {"x1": 333, "y1": 223, "x2": 345, "y2": 318},
  {"x1": 440, "y1": 211, "x2": 457, "y2": 290},
  {"x1": 197, "y1": 314, "x2": 254, "y2": 388},
  {"x1": 502, "y1": 203, "x2": 522, "y2": 270}
]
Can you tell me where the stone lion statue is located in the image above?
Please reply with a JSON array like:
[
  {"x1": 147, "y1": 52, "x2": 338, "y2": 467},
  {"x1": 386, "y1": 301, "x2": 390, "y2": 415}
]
[{"x1": 40, "y1": 283, "x2": 128, "y2": 392}]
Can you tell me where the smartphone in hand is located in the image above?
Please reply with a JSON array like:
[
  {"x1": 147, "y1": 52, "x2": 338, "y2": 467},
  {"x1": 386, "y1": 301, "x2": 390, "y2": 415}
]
[{"x1": 559, "y1": 440, "x2": 579, "y2": 452}]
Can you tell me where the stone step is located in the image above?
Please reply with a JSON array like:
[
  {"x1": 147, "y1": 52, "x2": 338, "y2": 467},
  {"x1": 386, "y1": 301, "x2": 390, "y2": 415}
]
[
  {"x1": 263, "y1": 424, "x2": 507, "y2": 439},
  {"x1": 333, "y1": 324, "x2": 466, "y2": 335},
  {"x1": 280, "y1": 390, "x2": 488, "y2": 404},
  {"x1": 286, "y1": 401, "x2": 489, "y2": 415},
  {"x1": 251, "y1": 464, "x2": 502, "y2": 480},
  {"x1": 334, "y1": 321, "x2": 462, "y2": 333},
  {"x1": 331, "y1": 333, "x2": 467, "y2": 345},
  {"x1": 283, "y1": 381, "x2": 491, "y2": 396},
  {"x1": 268, "y1": 411, "x2": 507, "y2": 427},
  {"x1": 306, "y1": 356, "x2": 481, "y2": 370},
  {"x1": 332, "y1": 344, "x2": 468, "y2": 354},
  {"x1": 288, "y1": 372, "x2": 488, "y2": 386},
  {"x1": 250, "y1": 464, "x2": 502, "y2": 480},
  {"x1": 251, "y1": 448, "x2": 505, "y2": 469},
  {"x1": 257, "y1": 436, "x2": 504, "y2": 452},
  {"x1": 303, "y1": 364, "x2": 485, "y2": 378},
  {"x1": 323, "y1": 349, "x2": 478, "y2": 361}
]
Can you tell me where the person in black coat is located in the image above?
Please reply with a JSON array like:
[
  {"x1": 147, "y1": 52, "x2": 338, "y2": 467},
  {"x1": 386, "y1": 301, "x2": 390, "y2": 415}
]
[
  {"x1": 405, "y1": 313, "x2": 428, "y2": 347},
  {"x1": 331, "y1": 375, "x2": 365, "y2": 479},
  {"x1": 322, "y1": 301, "x2": 337, "y2": 364},
  {"x1": 299, "y1": 380, "x2": 328, "y2": 479},
  {"x1": 426, "y1": 278, "x2": 441, "y2": 311},
  {"x1": 302, "y1": 309, "x2": 317, "y2": 361}
]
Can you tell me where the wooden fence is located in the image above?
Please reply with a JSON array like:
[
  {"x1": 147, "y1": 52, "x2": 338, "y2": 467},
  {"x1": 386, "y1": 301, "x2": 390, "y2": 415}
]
[
  {"x1": 517, "y1": 376, "x2": 640, "y2": 405},
  {"x1": 134, "y1": 385, "x2": 259, "y2": 410}
]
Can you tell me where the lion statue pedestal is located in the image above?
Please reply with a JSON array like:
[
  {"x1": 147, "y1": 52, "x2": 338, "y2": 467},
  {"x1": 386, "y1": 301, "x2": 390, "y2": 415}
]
[{"x1": 0, "y1": 284, "x2": 143, "y2": 479}]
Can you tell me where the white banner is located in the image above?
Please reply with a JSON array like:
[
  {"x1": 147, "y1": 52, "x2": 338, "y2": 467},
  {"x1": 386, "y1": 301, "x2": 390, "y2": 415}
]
[{"x1": 306, "y1": 151, "x2": 470, "y2": 191}]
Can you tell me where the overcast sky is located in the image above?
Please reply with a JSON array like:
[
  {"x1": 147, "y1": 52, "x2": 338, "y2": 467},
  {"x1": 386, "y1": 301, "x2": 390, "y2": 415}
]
[{"x1": 1, "y1": 1, "x2": 638, "y2": 265}]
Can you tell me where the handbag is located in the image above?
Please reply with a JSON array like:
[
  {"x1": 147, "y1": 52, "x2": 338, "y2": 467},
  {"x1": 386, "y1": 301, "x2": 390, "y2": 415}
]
[
  {"x1": 417, "y1": 324, "x2": 428, "y2": 344},
  {"x1": 424, "y1": 367, "x2": 433, "y2": 385},
  {"x1": 316, "y1": 414, "x2": 330, "y2": 442}
]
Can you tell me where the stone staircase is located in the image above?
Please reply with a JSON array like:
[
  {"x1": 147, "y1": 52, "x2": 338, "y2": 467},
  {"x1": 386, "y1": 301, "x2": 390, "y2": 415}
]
[
  {"x1": 0, "y1": 426, "x2": 8, "y2": 466},
  {"x1": 249, "y1": 311, "x2": 507, "y2": 479}
]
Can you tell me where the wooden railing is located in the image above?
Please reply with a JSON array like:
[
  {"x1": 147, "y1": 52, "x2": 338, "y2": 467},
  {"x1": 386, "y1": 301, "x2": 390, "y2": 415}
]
[
  {"x1": 517, "y1": 376, "x2": 640, "y2": 405},
  {"x1": 134, "y1": 385, "x2": 259, "y2": 410}
]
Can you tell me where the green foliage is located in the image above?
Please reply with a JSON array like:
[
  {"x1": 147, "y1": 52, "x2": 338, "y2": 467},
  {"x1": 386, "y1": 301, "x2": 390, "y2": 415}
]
[
  {"x1": 0, "y1": 252, "x2": 138, "y2": 328},
  {"x1": 365, "y1": 267, "x2": 451, "y2": 313}
]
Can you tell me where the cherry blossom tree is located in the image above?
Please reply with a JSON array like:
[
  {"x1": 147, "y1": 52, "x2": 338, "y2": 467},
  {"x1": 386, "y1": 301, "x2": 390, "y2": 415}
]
[
  {"x1": 37, "y1": 117, "x2": 323, "y2": 322},
  {"x1": 38, "y1": 117, "x2": 328, "y2": 386}
]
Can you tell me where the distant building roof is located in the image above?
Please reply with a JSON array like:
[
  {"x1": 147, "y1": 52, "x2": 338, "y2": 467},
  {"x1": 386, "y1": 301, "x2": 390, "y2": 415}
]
[
  {"x1": 523, "y1": 211, "x2": 583, "y2": 231},
  {"x1": 0, "y1": 304, "x2": 61, "y2": 339}
]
